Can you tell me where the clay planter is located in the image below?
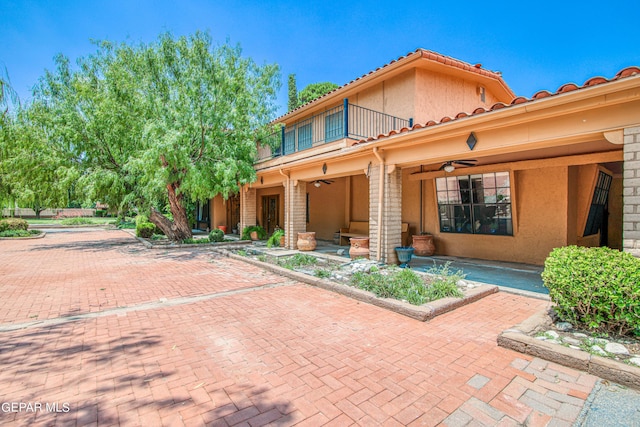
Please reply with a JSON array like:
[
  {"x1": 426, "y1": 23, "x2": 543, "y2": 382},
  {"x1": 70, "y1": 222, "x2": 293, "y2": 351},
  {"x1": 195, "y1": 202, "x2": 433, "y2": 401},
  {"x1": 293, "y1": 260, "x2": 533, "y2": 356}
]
[
  {"x1": 297, "y1": 232, "x2": 317, "y2": 251},
  {"x1": 412, "y1": 234, "x2": 435, "y2": 256},
  {"x1": 217, "y1": 225, "x2": 227, "y2": 234},
  {"x1": 349, "y1": 237, "x2": 370, "y2": 259},
  {"x1": 279, "y1": 235, "x2": 285, "y2": 247},
  {"x1": 250, "y1": 231, "x2": 259, "y2": 241}
]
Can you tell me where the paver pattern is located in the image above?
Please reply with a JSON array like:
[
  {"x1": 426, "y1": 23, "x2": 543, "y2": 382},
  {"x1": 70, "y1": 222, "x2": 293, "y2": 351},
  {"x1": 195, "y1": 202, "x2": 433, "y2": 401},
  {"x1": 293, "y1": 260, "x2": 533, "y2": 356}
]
[{"x1": 0, "y1": 229, "x2": 599, "y2": 426}]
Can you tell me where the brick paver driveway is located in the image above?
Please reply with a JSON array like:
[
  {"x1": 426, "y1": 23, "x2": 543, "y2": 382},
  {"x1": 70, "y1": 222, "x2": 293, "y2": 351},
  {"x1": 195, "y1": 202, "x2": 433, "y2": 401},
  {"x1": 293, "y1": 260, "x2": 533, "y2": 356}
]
[{"x1": 0, "y1": 229, "x2": 598, "y2": 426}]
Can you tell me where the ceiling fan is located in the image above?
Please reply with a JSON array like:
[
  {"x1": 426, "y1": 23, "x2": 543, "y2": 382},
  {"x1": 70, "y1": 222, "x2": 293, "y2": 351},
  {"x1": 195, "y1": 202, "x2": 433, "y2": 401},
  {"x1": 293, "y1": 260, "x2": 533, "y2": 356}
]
[
  {"x1": 439, "y1": 159, "x2": 477, "y2": 172},
  {"x1": 312, "y1": 179, "x2": 334, "y2": 187}
]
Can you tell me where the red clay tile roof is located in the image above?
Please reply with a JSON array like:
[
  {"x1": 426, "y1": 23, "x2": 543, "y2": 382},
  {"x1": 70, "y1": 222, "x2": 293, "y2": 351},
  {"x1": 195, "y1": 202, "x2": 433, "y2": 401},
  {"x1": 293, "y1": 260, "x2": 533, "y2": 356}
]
[
  {"x1": 354, "y1": 66, "x2": 640, "y2": 145},
  {"x1": 277, "y1": 48, "x2": 508, "y2": 121}
]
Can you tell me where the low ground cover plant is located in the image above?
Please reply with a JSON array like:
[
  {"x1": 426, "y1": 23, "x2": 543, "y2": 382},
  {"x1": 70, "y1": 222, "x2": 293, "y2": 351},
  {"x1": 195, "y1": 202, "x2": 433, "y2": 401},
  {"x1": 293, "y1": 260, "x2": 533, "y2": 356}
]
[
  {"x1": 542, "y1": 246, "x2": 640, "y2": 337},
  {"x1": 350, "y1": 264, "x2": 464, "y2": 305},
  {"x1": 60, "y1": 217, "x2": 94, "y2": 225},
  {"x1": 0, "y1": 229, "x2": 41, "y2": 238}
]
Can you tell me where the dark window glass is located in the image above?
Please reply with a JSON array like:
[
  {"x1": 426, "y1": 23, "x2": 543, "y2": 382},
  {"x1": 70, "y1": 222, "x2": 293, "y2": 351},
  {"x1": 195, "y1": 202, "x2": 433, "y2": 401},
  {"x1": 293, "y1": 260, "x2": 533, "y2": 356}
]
[{"x1": 436, "y1": 172, "x2": 512, "y2": 235}]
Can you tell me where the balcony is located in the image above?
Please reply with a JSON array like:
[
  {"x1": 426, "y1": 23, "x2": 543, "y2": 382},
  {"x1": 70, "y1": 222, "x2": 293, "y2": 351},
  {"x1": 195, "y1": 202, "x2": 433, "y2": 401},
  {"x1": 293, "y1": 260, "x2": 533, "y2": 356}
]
[{"x1": 257, "y1": 99, "x2": 412, "y2": 162}]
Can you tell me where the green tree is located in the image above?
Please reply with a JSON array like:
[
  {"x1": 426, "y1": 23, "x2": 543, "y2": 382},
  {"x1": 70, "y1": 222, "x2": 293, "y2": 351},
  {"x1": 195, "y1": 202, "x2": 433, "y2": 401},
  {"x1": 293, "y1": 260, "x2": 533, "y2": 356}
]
[
  {"x1": 0, "y1": 67, "x2": 20, "y2": 212},
  {"x1": 297, "y1": 81, "x2": 339, "y2": 107},
  {"x1": 287, "y1": 74, "x2": 298, "y2": 112},
  {"x1": 33, "y1": 32, "x2": 280, "y2": 240},
  {"x1": 2, "y1": 107, "x2": 74, "y2": 218}
]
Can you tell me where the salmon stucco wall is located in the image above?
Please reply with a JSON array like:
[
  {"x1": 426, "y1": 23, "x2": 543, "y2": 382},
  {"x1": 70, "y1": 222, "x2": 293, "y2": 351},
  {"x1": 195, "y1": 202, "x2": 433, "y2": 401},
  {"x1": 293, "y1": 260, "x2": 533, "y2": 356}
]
[
  {"x1": 307, "y1": 177, "x2": 347, "y2": 240},
  {"x1": 421, "y1": 166, "x2": 570, "y2": 265},
  {"x1": 350, "y1": 174, "x2": 370, "y2": 223},
  {"x1": 211, "y1": 196, "x2": 226, "y2": 229},
  {"x1": 413, "y1": 68, "x2": 501, "y2": 124},
  {"x1": 351, "y1": 69, "x2": 415, "y2": 121}
]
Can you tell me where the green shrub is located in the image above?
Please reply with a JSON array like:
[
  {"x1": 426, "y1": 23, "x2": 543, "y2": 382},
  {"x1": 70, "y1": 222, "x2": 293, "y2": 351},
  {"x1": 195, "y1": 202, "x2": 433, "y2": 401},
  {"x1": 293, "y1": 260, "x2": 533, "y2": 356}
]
[
  {"x1": 135, "y1": 215, "x2": 149, "y2": 226},
  {"x1": 135, "y1": 222, "x2": 155, "y2": 238},
  {"x1": 266, "y1": 229, "x2": 285, "y2": 248},
  {"x1": 61, "y1": 217, "x2": 93, "y2": 225},
  {"x1": 208, "y1": 229, "x2": 224, "y2": 242},
  {"x1": 0, "y1": 218, "x2": 29, "y2": 232},
  {"x1": 241, "y1": 225, "x2": 266, "y2": 240},
  {"x1": 542, "y1": 246, "x2": 640, "y2": 336},
  {"x1": 95, "y1": 210, "x2": 106, "y2": 217}
]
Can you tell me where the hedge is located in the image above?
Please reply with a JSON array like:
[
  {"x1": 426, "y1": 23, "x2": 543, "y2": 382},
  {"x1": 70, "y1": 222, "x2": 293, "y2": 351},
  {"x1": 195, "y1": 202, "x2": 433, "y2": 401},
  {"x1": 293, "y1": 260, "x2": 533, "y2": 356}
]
[{"x1": 542, "y1": 246, "x2": 640, "y2": 336}]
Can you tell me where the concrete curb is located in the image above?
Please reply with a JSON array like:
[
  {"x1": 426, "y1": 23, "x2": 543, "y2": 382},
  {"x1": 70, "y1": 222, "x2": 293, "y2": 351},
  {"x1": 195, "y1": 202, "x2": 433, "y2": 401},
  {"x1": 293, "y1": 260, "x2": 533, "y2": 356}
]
[
  {"x1": 222, "y1": 250, "x2": 499, "y2": 322},
  {"x1": 28, "y1": 224, "x2": 116, "y2": 229},
  {"x1": 497, "y1": 310, "x2": 640, "y2": 390}
]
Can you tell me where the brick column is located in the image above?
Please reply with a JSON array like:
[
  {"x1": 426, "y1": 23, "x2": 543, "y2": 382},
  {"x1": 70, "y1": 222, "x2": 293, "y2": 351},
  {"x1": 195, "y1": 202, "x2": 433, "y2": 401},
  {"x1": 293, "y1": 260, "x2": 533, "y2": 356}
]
[
  {"x1": 283, "y1": 180, "x2": 307, "y2": 249},
  {"x1": 369, "y1": 164, "x2": 403, "y2": 264},
  {"x1": 240, "y1": 186, "x2": 256, "y2": 236},
  {"x1": 623, "y1": 126, "x2": 640, "y2": 257}
]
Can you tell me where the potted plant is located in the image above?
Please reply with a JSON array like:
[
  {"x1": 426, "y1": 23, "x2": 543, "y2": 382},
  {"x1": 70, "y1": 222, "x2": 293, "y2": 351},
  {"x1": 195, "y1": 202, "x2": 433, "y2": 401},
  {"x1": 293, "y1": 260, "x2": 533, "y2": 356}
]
[
  {"x1": 241, "y1": 225, "x2": 267, "y2": 241},
  {"x1": 267, "y1": 228, "x2": 285, "y2": 248}
]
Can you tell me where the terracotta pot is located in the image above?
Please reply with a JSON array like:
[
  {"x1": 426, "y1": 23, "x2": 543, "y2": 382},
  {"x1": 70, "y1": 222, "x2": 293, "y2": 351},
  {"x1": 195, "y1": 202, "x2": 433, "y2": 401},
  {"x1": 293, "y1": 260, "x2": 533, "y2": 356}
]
[
  {"x1": 250, "y1": 231, "x2": 259, "y2": 241},
  {"x1": 217, "y1": 225, "x2": 227, "y2": 234},
  {"x1": 297, "y1": 232, "x2": 317, "y2": 251},
  {"x1": 279, "y1": 235, "x2": 285, "y2": 247},
  {"x1": 412, "y1": 234, "x2": 435, "y2": 256},
  {"x1": 349, "y1": 237, "x2": 370, "y2": 259}
]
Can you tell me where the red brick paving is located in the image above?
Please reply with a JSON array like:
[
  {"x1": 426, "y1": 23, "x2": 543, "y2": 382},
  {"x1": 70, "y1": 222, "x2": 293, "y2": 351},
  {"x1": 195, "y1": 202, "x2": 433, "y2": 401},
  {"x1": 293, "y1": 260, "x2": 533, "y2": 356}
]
[{"x1": 0, "y1": 229, "x2": 599, "y2": 425}]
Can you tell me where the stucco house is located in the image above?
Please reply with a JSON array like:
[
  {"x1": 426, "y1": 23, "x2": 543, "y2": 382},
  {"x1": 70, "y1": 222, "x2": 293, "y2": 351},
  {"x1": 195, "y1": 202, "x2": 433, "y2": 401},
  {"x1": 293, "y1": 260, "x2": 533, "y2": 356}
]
[{"x1": 207, "y1": 49, "x2": 640, "y2": 265}]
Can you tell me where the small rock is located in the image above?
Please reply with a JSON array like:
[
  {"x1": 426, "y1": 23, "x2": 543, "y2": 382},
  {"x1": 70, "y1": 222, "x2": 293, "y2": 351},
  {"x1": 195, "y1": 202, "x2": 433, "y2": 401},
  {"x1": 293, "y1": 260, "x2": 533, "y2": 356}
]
[
  {"x1": 573, "y1": 332, "x2": 588, "y2": 339},
  {"x1": 629, "y1": 357, "x2": 640, "y2": 367},
  {"x1": 594, "y1": 338, "x2": 610, "y2": 346},
  {"x1": 562, "y1": 337, "x2": 582, "y2": 346},
  {"x1": 456, "y1": 280, "x2": 467, "y2": 287},
  {"x1": 591, "y1": 345, "x2": 607, "y2": 356},
  {"x1": 569, "y1": 345, "x2": 582, "y2": 350},
  {"x1": 547, "y1": 339, "x2": 562, "y2": 345},
  {"x1": 536, "y1": 336, "x2": 548, "y2": 341},
  {"x1": 556, "y1": 322, "x2": 573, "y2": 332},
  {"x1": 605, "y1": 343, "x2": 629, "y2": 355},
  {"x1": 545, "y1": 330, "x2": 560, "y2": 340},
  {"x1": 336, "y1": 249, "x2": 345, "y2": 256}
]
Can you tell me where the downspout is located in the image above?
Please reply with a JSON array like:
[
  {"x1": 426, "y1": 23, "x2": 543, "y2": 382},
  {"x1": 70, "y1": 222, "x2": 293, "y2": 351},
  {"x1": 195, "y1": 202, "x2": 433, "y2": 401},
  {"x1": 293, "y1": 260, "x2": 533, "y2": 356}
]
[
  {"x1": 373, "y1": 148, "x2": 385, "y2": 262},
  {"x1": 419, "y1": 165, "x2": 423, "y2": 234},
  {"x1": 279, "y1": 169, "x2": 290, "y2": 247}
]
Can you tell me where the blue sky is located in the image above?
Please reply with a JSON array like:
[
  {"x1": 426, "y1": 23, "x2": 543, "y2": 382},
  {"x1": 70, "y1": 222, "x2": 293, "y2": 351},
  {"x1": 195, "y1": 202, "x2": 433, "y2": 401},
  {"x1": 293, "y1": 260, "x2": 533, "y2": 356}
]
[{"x1": 2, "y1": 0, "x2": 639, "y2": 116}]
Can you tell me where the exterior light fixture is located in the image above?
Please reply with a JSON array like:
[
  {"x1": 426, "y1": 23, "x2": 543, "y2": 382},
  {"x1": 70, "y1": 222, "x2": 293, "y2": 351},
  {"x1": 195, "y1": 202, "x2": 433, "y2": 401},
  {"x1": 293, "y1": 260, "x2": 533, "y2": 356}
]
[{"x1": 443, "y1": 164, "x2": 455, "y2": 173}]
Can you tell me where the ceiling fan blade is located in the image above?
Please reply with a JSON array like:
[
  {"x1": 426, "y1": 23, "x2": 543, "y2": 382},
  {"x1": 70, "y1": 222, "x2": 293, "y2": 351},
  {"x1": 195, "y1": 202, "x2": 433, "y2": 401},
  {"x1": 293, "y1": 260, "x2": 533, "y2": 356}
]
[
  {"x1": 453, "y1": 160, "x2": 477, "y2": 167},
  {"x1": 438, "y1": 164, "x2": 447, "y2": 171},
  {"x1": 320, "y1": 179, "x2": 334, "y2": 185}
]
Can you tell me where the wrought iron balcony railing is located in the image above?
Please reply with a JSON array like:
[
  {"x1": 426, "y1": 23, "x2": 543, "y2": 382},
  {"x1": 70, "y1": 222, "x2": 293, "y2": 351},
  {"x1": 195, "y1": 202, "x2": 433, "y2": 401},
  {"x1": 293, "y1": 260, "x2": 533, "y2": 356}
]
[{"x1": 257, "y1": 99, "x2": 412, "y2": 161}]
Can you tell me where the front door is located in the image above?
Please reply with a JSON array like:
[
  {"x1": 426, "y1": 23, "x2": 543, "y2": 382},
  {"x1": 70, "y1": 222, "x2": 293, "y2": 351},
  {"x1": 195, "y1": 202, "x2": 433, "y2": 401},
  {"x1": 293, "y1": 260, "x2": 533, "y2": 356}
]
[{"x1": 262, "y1": 195, "x2": 279, "y2": 236}]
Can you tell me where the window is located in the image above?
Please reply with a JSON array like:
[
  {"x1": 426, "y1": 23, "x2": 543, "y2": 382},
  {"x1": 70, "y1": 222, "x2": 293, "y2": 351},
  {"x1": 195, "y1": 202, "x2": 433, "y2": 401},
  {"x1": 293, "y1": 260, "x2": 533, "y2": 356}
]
[
  {"x1": 298, "y1": 123, "x2": 312, "y2": 150},
  {"x1": 325, "y1": 111, "x2": 343, "y2": 142},
  {"x1": 283, "y1": 128, "x2": 295, "y2": 155},
  {"x1": 436, "y1": 172, "x2": 512, "y2": 235},
  {"x1": 584, "y1": 171, "x2": 612, "y2": 236}
]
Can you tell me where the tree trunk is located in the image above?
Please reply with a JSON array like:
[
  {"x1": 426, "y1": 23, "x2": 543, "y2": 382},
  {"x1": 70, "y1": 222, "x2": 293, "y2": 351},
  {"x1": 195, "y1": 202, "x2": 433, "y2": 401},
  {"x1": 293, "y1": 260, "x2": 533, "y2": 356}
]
[{"x1": 148, "y1": 181, "x2": 192, "y2": 241}]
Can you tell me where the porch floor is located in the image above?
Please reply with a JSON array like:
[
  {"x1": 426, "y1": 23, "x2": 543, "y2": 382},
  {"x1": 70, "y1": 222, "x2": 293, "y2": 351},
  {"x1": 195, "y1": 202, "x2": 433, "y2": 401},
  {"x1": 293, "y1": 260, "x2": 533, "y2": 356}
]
[{"x1": 312, "y1": 239, "x2": 547, "y2": 296}]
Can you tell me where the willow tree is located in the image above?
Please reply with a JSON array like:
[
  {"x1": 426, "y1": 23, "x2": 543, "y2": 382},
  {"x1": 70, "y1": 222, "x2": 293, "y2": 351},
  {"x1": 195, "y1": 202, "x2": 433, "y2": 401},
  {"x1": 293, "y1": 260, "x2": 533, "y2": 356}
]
[{"x1": 34, "y1": 32, "x2": 280, "y2": 240}]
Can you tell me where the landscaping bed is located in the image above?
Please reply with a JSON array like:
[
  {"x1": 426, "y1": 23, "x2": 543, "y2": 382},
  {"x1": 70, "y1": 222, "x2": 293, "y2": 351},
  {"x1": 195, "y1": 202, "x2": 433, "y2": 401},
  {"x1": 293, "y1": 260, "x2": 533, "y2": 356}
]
[{"x1": 224, "y1": 247, "x2": 498, "y2": 321}]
